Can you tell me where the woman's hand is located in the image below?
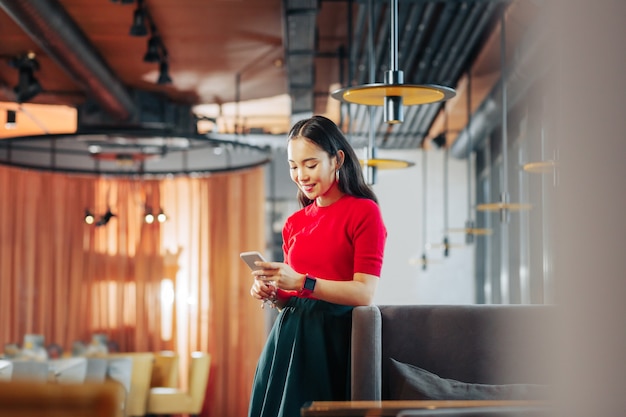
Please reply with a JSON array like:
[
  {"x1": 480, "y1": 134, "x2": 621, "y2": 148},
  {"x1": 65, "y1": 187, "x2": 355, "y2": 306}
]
[
  {"x1": 251, "y1": 261, "x2": 304, "y2": 292},
  {"x1": 249, "y1": 277, "x2": 276, "y2": 302}
]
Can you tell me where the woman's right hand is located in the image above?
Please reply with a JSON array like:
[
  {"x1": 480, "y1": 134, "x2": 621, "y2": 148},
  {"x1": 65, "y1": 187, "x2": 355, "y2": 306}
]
[{"x1": 250, "y1": 277, "x2": 276, "y2": 303}]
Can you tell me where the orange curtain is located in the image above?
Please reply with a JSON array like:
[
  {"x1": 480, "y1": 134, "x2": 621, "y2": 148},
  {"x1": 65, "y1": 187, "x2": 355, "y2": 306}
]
[{"x1": 0, "y1": 164, "x2": 267, "y2": 416}]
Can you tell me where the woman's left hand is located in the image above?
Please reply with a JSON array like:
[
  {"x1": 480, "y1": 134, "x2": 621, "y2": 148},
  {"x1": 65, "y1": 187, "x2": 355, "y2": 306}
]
[{"x1": 251, "y1": 261, "x2": 303, "y2": 292}]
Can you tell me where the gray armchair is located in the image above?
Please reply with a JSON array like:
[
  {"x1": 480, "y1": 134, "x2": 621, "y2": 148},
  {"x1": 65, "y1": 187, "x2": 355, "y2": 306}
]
[{"x1": 351, "y1": 304, "x2": 555, "y2": 400}]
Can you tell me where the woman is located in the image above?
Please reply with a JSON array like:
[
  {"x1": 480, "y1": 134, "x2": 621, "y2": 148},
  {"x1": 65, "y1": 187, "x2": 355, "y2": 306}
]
[{"x1": 248, "y1": 115, "x2": 387, "y2": 417}]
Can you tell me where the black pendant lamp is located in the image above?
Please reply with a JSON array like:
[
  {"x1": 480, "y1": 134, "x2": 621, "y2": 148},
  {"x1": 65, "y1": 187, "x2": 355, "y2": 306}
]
[{"x1": 332, "y1": 0, "x2": 455, "y2": 124}]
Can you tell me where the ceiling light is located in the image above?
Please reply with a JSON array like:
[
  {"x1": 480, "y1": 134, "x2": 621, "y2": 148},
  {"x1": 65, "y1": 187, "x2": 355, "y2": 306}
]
[
  {"x1": 421, "y1": 148, "x2": 429, "y2": 270},
  {"x1": 408, "y1": 253, "x2": 442, "y2": 268},
  {"x1": 448, "y1": 226, "x2": 493, "y2": 237},
  {"x1": 331, "y1": 0, "x2": 455, "y2": 123},
  {"x1": 129, "y1": 0, "x2": 148, "y2": 36},
  {"x1": 360, "y1": 158, "x2": 413, "y2": 169},
  {"x1": 5, "y1": 110, "x2": 17, "y2": 129},
  {"x1": 476, "y1": 11, "x2": 531, "y2": 221},
  {"x1": 446, "y1": 70, "x2": 491, "y2": 242},
  {"x1": 0, "y1": 131, "x2": 272, "y2": 177},
  {"x1": 349, "y1": 1, "x2": 415, "y2": 184},
  {"x1": 523, "y1": 160, "x2": 557, "y2": 174},
  {"x1": 522, "y1": 103, "x2": 559, "y2": 185},
  {"x1": 432, "y1": 132, "x2": 447, "y2": 149},
  {"x1": 11, "y1": 53, "x2": 42, "y2": 103},
  {"x1": 143, "y1": 35, "x2": 161, "y2": 63},
  {"x1": 157, "y1": 60, "x2": 172, "y2": 85}
]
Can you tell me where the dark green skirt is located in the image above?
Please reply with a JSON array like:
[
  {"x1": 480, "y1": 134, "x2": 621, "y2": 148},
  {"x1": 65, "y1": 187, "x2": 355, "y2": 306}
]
[{"x1": 248, "y1": 297, "x2": 353, "y2": 417}]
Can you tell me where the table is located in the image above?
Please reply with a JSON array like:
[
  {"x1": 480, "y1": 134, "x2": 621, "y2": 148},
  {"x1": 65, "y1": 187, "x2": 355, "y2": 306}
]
[{"x1": 301, "y1": 400, "x2": 550, "y2": 417}]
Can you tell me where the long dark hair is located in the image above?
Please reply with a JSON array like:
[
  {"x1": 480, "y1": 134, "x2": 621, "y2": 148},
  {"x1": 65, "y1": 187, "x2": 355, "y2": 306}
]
[{"x1": 288, "y1": 115, "x2": 378, "y2": 207}]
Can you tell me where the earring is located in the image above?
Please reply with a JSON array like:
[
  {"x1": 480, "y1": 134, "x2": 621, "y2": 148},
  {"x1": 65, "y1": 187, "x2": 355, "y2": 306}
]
[{"x1": 335, "y1": 169, "x2": 340, "y2": 182}]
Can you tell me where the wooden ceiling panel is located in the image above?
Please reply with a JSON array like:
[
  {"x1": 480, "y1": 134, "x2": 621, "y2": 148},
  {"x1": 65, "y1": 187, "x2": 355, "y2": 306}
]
[{"x1": 0, "y1": 0, "x2": 286, "y2": 109}]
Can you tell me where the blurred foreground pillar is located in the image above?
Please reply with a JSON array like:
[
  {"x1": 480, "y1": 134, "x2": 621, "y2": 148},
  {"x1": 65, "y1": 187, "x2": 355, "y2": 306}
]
[{"x1": 550, "y1": 1, "x2": 626, "y2": 416}]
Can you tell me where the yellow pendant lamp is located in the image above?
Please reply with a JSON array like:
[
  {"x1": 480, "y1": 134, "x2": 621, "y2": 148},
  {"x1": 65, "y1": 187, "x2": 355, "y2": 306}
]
[
  {"x1": 332, "y1": 0, "x2": 455, "y2": 124},
  {"x1": 476, "y1": 10, "x2": 531, "y2": 221}
]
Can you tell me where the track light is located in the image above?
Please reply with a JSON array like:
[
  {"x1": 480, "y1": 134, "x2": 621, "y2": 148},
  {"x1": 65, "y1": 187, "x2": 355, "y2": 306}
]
[
  {"x1": 5, "y1": 110, "x2": 16, "y2": 129},
  {"x1": 143, "y1": 35, "x2": 161, "y2": 63},
  {"x1": 129, "y1": 0, "x2": 148, "y2": 36},
  {"x1": 432, "y1": 133, "x2": 447, "y2": 149},
  {"x1": 157, "y1": 60, "x2": 172, "y2": 85},
  {"x1": 10, "y1": 53, "x2": 42, "y2": 103},
  {"x1": 84, "y1": 209, "x2": 95, "y2": 225},
  {"x1": 95, "y1": 208, "x2": 116, "y2": 227}
]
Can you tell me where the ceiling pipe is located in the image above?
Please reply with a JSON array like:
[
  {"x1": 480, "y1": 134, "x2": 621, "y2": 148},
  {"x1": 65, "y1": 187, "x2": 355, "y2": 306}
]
[
  {"x1": 0, "y1": 0, "x2": 136, "y2": 121},
  {"x1": 450, "y1": 7, "x2": 551, "y2": 159}
]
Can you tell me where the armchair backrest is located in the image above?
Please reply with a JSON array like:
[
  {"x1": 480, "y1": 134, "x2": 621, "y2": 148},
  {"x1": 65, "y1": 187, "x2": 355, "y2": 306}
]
[
  {"x1": 188, "y1": 352, "x2": 211, "y2": 414},
  {"x1": 352, "y1": 304, "x2": 555, "y2": 400},
  {"x1": 107, "y1": 352, "x2": 154, "y2": 416},
  {"x1": 150, "y1": 350, "x2": 179, "y2": 388}
]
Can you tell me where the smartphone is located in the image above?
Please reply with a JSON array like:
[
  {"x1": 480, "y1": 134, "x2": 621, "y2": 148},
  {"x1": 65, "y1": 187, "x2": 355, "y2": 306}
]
[{"x1": 240, "y1": 251, "x2": 267, "y2": 270}]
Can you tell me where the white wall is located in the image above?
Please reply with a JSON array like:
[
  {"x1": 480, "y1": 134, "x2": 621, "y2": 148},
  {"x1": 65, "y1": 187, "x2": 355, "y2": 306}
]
[{"x1": 371, "y1": 148, "x2": 474, "y2": 305}]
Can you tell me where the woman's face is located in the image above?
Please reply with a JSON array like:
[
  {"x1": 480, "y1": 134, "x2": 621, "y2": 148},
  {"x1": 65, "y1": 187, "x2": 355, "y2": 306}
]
[{"x1": 288, "y1": 136, "x2": 343, "y2": 206}]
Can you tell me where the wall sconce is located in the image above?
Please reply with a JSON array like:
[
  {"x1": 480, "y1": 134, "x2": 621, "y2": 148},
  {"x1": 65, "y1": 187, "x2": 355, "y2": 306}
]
[
  {"x1": 95, "y1": 208, "x2": 116, "y2": 227},
  {"x1": 84, "y1": 208, "x2": 115, "y2": 226},
  {"x1": 144, "y1": 206, "x2": 155, "y2": 224},
  {"x1": 144, "y1": 206, "x2": 167, "y2": 223},
  {"x1": 156, "y1": 209, "x2": 167, "y2": 223},
  {"x1": 84, "y1": 209, "x2": 95, "y2": 225}
]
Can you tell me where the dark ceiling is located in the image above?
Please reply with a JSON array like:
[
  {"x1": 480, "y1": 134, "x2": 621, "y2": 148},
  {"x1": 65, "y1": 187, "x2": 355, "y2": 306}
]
[{"x1": 0, "y1": 0, "x2": 544, "y2": 151}]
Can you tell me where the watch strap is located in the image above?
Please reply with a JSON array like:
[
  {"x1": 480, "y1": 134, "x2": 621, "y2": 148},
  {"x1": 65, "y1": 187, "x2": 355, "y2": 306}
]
[{"x1": 299, "y1": 274, "x2": 317, "y2": 298}]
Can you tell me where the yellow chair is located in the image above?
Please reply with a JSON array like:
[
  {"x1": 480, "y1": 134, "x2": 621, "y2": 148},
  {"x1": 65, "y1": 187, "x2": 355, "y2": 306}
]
[
  {"x1": 150, "y1": 351, "x2": 179, "y2": 389},
  {"x1": 107, "y1": 352, "x2": 155, "y2": 417},
  {"x1": 146, "y1": 352, "x2": 211, "y2": 417}
]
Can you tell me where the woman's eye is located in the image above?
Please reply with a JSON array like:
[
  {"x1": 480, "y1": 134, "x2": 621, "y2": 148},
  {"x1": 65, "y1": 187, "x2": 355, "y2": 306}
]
[
  {"x1": 289, "y1": 166, "x2": 297, "y2": 170},
  {"x1": 306, "y1": 164, "x2": 317, "y2": 169}
]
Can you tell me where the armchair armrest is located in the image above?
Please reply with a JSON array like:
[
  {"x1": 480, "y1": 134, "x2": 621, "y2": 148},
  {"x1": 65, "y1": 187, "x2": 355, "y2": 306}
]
[{"x1": 351, "y1": 305, "x2": 382, "y2": 400}]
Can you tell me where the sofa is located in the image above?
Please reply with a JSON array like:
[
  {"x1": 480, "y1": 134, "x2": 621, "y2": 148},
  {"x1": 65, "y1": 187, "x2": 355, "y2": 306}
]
[{"x1": 351, "y1": 304, "x2": 555, "y2": 401}]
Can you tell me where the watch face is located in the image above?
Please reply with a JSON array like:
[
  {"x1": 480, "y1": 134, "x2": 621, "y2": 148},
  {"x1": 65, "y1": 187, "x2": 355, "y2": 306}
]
[{"x1": 304, "y1": 276, "x2": 316, "y2": 291}]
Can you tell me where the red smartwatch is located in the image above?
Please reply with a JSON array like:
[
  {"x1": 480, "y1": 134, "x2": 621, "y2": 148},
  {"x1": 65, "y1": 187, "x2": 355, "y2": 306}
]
[{"x1": 299, "y1": 274, "x2": 317, "y2": 298}]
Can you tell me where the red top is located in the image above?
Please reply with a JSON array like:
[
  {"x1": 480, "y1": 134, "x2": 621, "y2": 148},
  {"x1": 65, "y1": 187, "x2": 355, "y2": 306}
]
[{"x1": 280, "y1": 195, "x2": 387, "y2": 298}]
